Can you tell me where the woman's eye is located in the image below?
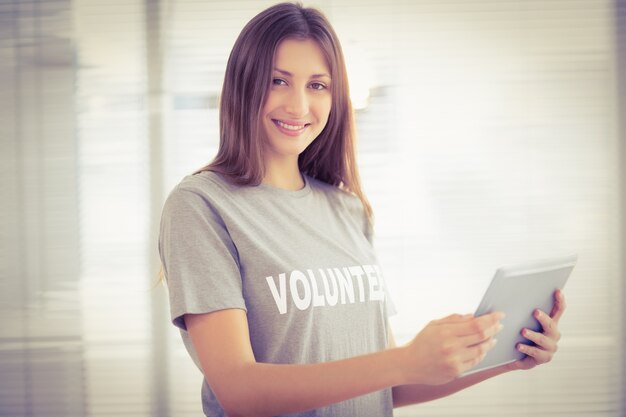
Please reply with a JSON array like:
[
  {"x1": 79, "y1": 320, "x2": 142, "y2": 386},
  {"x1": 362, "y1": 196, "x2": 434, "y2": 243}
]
[
  {"x1": 310, "y1": 82, "x2": 327, "y2": 90},
  {"x1": 272, "y1": 78, "x2": 287, "y2": 86}
]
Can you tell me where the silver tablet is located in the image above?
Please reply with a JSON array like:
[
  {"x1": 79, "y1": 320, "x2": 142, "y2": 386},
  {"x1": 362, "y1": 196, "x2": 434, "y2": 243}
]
[{"x1": 463, "y1": 254, "x2": 577, "y2": 376}]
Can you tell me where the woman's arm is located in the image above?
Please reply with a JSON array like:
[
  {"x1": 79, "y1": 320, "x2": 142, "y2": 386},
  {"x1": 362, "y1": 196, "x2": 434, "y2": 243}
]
[
  {"x1": 390, "y1": 289, "x2": 567, "y2": 408},
  {"x1": 389, "y1": 324, "x2": 512, "y2": 407},
  {"x1": 186, "y1": 308, "x2": 403, "y2": 417},
  {"x1": 185, "y1": 308, "x2": 502, "y2": 417}
]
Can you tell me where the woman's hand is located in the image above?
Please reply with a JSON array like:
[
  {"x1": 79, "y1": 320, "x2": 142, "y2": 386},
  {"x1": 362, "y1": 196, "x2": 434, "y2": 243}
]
[
  {"x1": 507, "y1": 289, "x2": 567, "y2": 371},
  {"x1": 401, "y1": 312, "x2": 504, "y2": 385}
]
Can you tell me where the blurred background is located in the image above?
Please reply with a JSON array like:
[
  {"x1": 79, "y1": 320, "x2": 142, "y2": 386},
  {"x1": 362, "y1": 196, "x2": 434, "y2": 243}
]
[{"x1": 1, "y1": 0, "x2": 625, "y2": 416}]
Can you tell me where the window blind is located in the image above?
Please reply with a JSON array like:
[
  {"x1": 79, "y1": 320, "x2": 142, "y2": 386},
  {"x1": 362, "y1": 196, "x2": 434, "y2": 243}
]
[
  {"x1": 73, "y1": 0, "x2": 154, "y2": 415},
  {"x1": 0, "y1": 1, "x2": 84, "y2": 416}
]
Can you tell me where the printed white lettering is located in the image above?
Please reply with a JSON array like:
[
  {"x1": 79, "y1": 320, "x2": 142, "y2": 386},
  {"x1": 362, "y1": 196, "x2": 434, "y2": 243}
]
[
  {"x1": 333, "y1": 267, "x2": 355, "y2": 304},
  {"x1": 307, "y1": 269, "x2": 326, "y2": 307},
  {"x1": 363, "y1": 264, "x2": 382, "y2": 301},
  {"x1": 290, "y1": 270, "x2": 311, "y2": 310},
  {"x1": 373, "y1": 265, "x2": 386, "y2": 301},
  {"x1": 349, "y1": 265, "x2": 367, "y2": 302},
  {"x1": 265, "y1": 264, "x2": 386, "y2": 314},
  {"x1": 266, "y1": 273, "x2": 288, "y2": 315},
  {"x1": 319, "y1": 269, "x2": 338, "y2": 306}
]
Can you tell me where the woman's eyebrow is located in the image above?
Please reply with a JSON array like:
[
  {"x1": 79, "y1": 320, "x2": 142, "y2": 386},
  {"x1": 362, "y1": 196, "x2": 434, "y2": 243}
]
[{"x1": 274, "y1": 67, "x2": 331, "y2": 79}]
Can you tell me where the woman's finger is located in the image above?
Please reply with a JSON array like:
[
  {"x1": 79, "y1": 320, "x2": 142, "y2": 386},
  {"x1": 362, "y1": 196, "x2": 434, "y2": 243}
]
[
  {"x1": 516, "y1": 342, "x2": 553, "y2": 364},
  {"x1": 460, "y1": 337, "x2": 497, "y2": 363},
  {"x1": 452, "y1": 312, "x2": 504, "y2": 337},
  {"x1": 521, "y1": 328, "x2": 557, "y2": 352},
  {"x1": 460, "y1": 321, "x2": 503, "y2": 347},
  {"x1": 534, "y1": 309, "x2": 560, "y2": 339},
  {"x1": 549, "y1": 289, "x2": 567, "y2": 322},
  {"x1": 432, "y1": 313, "x2": 474, "y2": 325},
  {"x1": 461, "y1": 338, "x2": 497, "y2": 368}
]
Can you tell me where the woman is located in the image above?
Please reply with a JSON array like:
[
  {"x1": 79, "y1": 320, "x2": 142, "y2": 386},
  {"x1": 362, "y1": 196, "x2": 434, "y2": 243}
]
[{"x1": 158, "y1": 3, "x2": 566, "y2": 416}]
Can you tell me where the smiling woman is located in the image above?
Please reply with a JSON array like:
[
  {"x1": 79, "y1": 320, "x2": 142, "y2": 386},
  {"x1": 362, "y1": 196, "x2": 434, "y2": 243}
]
[{"x1": 157, "y1": 2, "x2": 568, "y2": 417}]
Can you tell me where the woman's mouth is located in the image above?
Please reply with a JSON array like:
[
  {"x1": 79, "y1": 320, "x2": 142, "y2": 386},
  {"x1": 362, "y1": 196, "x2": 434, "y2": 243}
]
[{"x1": 272, "y1": 119, "x2": 310, "y2": 136}]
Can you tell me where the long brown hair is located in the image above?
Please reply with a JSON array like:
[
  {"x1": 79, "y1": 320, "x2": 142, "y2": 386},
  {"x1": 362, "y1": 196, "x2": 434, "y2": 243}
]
[{"x1": 195, "y1": 2, "x2": 373, "y2": 223}]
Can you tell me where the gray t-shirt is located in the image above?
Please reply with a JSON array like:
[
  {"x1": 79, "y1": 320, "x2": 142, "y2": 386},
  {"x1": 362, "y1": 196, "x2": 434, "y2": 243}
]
[{"x1": 158, "y1": 170, "x2": 397, "y2": 417}]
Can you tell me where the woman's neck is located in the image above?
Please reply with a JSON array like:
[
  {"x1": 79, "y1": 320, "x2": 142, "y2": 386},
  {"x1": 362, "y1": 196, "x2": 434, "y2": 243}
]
[{"x1": 262, "y1": 157, "x2": 305, "y2": 191}]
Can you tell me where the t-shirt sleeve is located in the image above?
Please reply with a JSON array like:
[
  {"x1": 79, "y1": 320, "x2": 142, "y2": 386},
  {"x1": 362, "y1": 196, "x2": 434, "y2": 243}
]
[{"x1": 158, "y1": 185, "x2": 247, "y2": 331}]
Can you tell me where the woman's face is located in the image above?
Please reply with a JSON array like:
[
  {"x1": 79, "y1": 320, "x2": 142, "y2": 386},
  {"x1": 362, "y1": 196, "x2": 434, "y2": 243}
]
[{"x1": 261, "y1": 38, "x2": 332, "y2": 164}]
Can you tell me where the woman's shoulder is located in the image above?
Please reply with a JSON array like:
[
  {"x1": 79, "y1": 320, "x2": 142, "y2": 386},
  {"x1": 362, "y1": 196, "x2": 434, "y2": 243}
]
[
  {"x1": 306, "y1": 175, "x2": 364, "y2": 211},
  {"x1": 177, "y1": 170, "x2": 236, "y2": 194},
  {"x1": 306, "y1": 174, "x2": 373, "y2": 241},
  {"x1": 162, "y1": 170, "x2": 236, "y2": 212}
]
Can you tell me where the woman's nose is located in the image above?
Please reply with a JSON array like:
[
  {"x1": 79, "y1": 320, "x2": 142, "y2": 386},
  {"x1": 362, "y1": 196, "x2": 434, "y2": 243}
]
[{"x1": 284, "y1": 88, "x2": 308, "y2": 116}]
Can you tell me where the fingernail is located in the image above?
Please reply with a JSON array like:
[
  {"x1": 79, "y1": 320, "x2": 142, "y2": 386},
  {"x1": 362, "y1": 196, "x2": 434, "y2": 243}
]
[
  {"x1": 491, "y1": 339, "x2": 498, "y2": 347},
  {"x1": 497, "y1": 324, "x2": 504, "y2": 333}
]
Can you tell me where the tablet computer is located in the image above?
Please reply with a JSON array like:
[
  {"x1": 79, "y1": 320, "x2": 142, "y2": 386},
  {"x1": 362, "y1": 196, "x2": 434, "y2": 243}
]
[{"x1": 462, "y1": 254, "x2": 577, "y2": 376}]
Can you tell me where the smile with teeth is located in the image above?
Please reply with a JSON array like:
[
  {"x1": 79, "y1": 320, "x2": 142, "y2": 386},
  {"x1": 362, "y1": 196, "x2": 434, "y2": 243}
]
[{"x1": 273, "y1": 119, "x2": 310, "y2": 131}]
